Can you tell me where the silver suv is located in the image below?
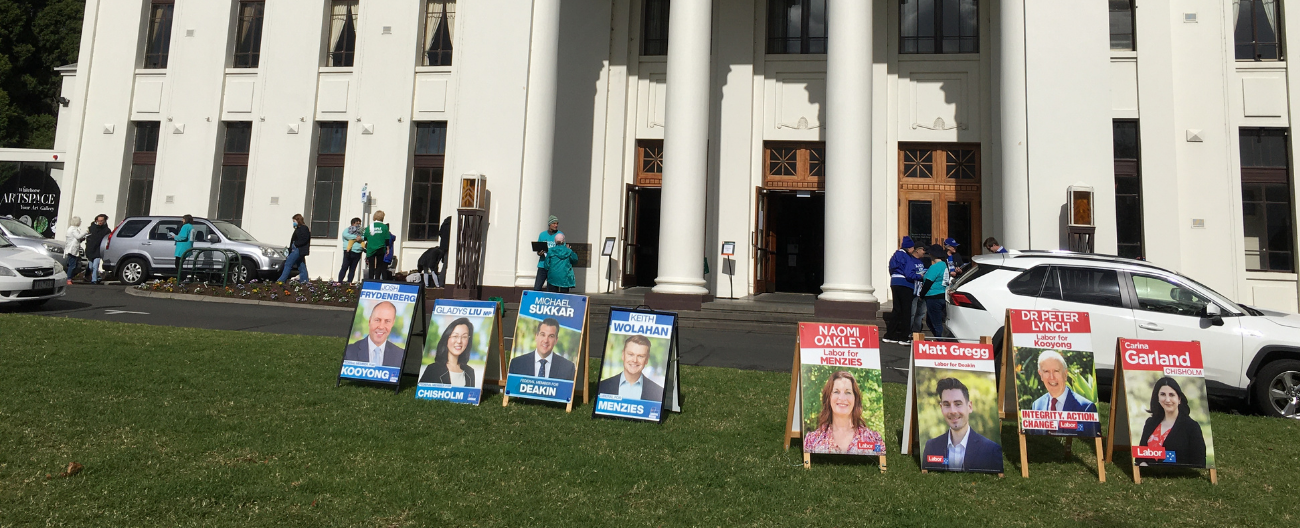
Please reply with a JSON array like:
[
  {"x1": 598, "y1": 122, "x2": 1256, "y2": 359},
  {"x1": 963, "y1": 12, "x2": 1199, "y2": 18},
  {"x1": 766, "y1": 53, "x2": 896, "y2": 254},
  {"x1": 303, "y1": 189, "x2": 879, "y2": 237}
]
[
  {"x1": 100, "y1": 216, "x2": 286, "y2": 285},
  {"x1": 0, "y1": 216, "x2": 66, "y2": 261}
]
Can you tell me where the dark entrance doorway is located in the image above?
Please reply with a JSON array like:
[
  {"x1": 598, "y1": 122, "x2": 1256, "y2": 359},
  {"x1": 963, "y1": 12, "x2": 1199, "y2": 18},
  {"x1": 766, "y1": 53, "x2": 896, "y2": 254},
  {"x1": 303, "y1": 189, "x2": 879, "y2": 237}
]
[
  {"x1": 621, "y1": 185, "x2": 660, "y2": 287},
  {"x1": 763, "y1": 190, "x2": 824, "y2": 294}
]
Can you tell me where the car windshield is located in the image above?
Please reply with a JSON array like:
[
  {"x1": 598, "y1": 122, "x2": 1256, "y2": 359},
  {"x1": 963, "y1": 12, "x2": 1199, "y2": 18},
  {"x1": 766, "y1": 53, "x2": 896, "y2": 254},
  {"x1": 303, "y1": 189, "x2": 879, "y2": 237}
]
[
  {"x1": 211, "y1": 221, "x2": 258, "y2": 242},
  {"x1": 0, "y1": 233, "x2": 13, "y2": 248},
  {"x1": 0, "y1": 217, "x2": 44, "y2": 238}
]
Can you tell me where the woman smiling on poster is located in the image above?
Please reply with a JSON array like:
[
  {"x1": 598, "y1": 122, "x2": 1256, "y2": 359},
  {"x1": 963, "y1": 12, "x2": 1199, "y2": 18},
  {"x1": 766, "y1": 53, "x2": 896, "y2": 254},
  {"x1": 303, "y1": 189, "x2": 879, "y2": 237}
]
[
  {"x1": 1137, "y1": 377, "x2": 1207, "y2": 466},
  {"x1": 419, "y1": 318, "x2": 476, "y2": 387},
  {"x1": 803, "y1": 371, "x2": 884, "y2": 454}
]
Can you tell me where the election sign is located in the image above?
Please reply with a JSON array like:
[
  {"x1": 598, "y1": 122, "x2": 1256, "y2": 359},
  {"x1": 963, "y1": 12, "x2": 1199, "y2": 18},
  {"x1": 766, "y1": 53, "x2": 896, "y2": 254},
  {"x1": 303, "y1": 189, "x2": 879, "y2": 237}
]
[
  {"x1": 592, "y1": 307, "x2": 681, "y2": 423},
  {"x1": 784, "y1": 323, "x2": 886, "y2": 468},
  {"x1": 1106, "y1": 339, "x2": 1217, "y2": 484},
  {"x1": 901, "y1": 338, "x2": 1004, "y2": 475},
  {"x1": 503, "y1": 291, "x2": 590, "y2": 411},
  {"x1": 337, "y1": 281, "x2": 425, "y2": 392},
  {"x1": 415, "y1": 299, "x2": 504, "y2": 406}
]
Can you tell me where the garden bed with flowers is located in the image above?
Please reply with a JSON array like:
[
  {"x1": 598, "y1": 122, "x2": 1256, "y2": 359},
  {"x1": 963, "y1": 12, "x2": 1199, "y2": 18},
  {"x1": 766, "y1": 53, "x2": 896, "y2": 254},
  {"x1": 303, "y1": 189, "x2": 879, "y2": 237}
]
[{"x1": 134, "y1": 278, "x2": 360, "y2": 307}]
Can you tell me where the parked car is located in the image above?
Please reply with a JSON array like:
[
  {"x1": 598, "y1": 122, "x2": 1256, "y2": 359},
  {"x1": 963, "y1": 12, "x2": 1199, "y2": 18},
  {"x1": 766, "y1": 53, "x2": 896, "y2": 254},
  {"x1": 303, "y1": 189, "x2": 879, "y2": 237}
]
[
  {"x1": 0, "y1": 231, "x2": 67, "y2": 307},
  {"x1": 99, "y1": 216, "x2": 287, "y2": 285},
  {"x1": 946, "y1": 251, "x2": 1300, "y2": 420},
  {"x1": 0, "y1": 216, "x2": 66, "y2": 261}
]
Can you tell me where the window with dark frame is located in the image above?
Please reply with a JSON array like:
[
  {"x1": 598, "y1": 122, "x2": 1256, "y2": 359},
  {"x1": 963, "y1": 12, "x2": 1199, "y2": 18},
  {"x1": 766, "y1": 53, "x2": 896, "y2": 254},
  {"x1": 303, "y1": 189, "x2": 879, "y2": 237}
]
[
  {"x1": 1235, "y1": 0, "x2": 1284, "y2": 61},
  {"x1": 1109, "y1": 0, "x2": 1135, "y2": 50},
  {"x1": 328, "y1": 0, "x2": 359, "y2": 67},
  {"x1": 310, "y1": 123, "x2": 348, "y2": 238},
  {"x1": 763, "y1": 142, "x2": 825, "y2": 188},
  {"x1": 767, "y1": 0, "x2": 827, "y2": 54},
  {"x1": 143, "y1": 0, "x2": 175, "y2": 69},
  {"x1": 423, "y1": 0, "x2": 455, "y2": 66},
  {"x1": 233, "y1": 1, "x2": 265, "y2": 68},
  {"x1": 900, "y1": 0, "x2": 979, "y2": 54},
  {"x1": 1113, "y1": 120, "x2": 1144, "y2": 259},
  {"x1": 642, "y1": 0, "x2": 670, "y2": 56},
  {"x1": 408, "y1": 122, "x2": 447, "y2": 241},
  {"x1": 1241, "y1": 128, "x2": 1293, "y2": 272},
  {"x1": 215, "y1": 122, "x2": 252, "y2": 226},
  {"x1": 126, "y1": 122, "x2": 161, "y2": 217}
]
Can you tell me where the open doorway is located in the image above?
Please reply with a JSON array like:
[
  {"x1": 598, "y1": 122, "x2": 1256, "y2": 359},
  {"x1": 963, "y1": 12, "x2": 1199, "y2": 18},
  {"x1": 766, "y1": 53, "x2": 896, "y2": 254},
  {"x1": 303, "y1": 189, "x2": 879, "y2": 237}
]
[
  {"x1": 767, "y1": 190, "x2": 825, "y2": 294},
  {"x1": 621, "y1": 185, "x2": 661, "y2": 287}
]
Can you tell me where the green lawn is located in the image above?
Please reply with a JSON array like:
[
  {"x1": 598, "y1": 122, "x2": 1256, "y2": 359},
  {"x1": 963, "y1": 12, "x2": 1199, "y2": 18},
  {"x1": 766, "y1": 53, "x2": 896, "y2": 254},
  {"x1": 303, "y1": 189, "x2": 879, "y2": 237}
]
[{"x1": 1, "y1": 314, "x2": 1297, "y2": 527}]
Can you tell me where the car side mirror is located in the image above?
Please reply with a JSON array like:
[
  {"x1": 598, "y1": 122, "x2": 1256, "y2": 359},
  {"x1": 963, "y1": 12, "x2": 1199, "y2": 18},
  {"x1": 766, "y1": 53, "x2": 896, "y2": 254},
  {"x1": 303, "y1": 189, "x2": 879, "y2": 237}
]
[
  {"x1": 1202, "y1": 303, "x2": 1224, "y2": 326},
  {"x1": 207, "y1": 234, "x2": 220, "y2": 243}
]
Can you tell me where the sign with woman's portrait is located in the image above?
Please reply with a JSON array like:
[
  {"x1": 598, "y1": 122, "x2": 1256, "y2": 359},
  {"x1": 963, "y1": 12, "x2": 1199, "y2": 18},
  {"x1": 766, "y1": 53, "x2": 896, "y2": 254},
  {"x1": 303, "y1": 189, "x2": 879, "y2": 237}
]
[
  {"x1": 1115, "y1": 339, "x2": 1216, "y2": 470},
  {"x1": 790, "y1": 323, "x2": 886, "y2": 459},
  {"x1": 416, "y1": 299, "x2": 500, "y2": 405}
]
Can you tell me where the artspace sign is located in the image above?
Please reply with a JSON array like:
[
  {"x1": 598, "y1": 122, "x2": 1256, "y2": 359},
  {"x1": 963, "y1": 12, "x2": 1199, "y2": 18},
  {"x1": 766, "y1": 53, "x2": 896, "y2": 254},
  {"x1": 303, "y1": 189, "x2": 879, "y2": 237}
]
[{"x1": 0, "y1": 164, "x2": 60, "y2": 237}]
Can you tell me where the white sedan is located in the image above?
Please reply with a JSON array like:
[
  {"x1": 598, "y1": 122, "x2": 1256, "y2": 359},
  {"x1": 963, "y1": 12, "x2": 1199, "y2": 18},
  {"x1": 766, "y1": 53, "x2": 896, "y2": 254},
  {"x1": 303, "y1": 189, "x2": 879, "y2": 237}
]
[{"x1": 0, "y1": 232, "x2": 67, "y2": 307}]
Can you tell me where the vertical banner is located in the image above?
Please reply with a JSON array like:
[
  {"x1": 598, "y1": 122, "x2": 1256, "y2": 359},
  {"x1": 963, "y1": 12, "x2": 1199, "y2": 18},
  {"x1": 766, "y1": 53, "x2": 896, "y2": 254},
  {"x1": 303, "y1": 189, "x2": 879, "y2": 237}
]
[
  {"x1": 796, "y1": 323, "x2": 886, "y2": 459},
  {"x1": 1007, "y1": 309, "x2": 1101, "y2": 437},
  {"x1": 338, "y1": 281, "x2": 421, "y2": 386},
  {"x1": 592, "y1": 307, "x2": 677, "y2": 422},
  {"x1": 415, "y1": 299, "x2": 499, "y2": 405},
  {"x1": 910, "y1": 340, "x2": 1004, "y2": 474},
  {"x1": 1108, "y1": 339, "x2": 1217, "y2": 482},
  {"x1": 504, "y1": 291, "x2": 589, "y2": 405}
]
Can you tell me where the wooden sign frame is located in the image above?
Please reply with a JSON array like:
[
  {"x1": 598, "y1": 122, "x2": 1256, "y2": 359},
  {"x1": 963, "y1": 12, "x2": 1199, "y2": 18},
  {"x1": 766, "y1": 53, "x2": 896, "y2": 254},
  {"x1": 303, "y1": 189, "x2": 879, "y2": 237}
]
[
  {"x1": 502, "y1": 310, "x2": 591, "y2": 413},
  {"x1": 904, "y1": 333, "x2": 1003, "y2": 478},
  {"x1": 481, "y1": 301, "x2": 509, "y2": 388},
  {"x1": 783, "y1": 325, "x2": 887, "y2": 472}
]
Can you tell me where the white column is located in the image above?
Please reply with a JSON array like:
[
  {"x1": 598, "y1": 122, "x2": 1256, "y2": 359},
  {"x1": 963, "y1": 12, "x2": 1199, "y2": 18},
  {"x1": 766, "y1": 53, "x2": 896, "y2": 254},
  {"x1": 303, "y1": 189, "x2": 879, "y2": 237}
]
[
  {"x1": 818, "y1": 0, "x2": 877, "y2": 304},
  {"x1": 515, "y1": 0, "x2": 563, "y2": 287},
  {"x1": 651, "y1": 0, "x2": 712, "y2": 296},
  {"x1": 999, "y1": 0, "x2": 1031, "y2": 249}
]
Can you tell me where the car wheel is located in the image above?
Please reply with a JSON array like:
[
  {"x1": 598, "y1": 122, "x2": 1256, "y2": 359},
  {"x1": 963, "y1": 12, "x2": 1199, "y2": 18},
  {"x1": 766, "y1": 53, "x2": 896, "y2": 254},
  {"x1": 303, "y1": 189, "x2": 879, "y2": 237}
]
[
  {"x1": 117, "y1": 257, "x2": 149, "y2": 286},
  {"x1": 1254, "y1": 359, "x2": 1300, "y2": 419},
  {"x1": 232, "y1": 258, "x2": 256, "y2": 283}
]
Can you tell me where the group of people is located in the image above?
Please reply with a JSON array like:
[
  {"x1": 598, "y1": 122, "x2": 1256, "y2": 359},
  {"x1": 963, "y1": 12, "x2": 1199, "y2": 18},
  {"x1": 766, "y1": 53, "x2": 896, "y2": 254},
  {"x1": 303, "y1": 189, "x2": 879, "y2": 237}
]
[
  {"x1": 62, "y1": 214, "x2": 113, "y2": 285},
  {"x1": 277, "y1": 210, "x2": 405, "y2": 284},
  {"x1": 883, "y1": 235, "x2": 1009, "y2": 344},
  {"x1": 532, "y1": 215, "x2": 578, "y2": 293}
]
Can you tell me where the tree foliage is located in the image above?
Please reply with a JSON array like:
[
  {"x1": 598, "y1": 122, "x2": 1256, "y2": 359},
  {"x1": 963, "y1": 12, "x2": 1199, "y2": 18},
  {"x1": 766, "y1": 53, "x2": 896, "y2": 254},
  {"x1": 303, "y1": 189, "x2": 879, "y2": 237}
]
[{"x1": 0, "y1": 0, "x2": 83, "y2": 149}]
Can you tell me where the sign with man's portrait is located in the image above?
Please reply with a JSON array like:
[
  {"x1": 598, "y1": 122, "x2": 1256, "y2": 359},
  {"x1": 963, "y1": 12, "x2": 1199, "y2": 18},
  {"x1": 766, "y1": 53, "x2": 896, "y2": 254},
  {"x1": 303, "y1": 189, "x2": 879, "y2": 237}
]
[
  {"x1": 911, "y1": 340, "x2": 1004, "y2": 474},
  {"x1": 593, "y1": 308, "x2": 676, "y2": 422},
  {"x1": 505, "y1": 291, "x2": 589, "y2": 404},
  {"x1": 339, "y1": 281, "x2": 421, "y2": 385},
  {"x1": 1008, "y1": 309, "x2": 1100, "y2": 437}
]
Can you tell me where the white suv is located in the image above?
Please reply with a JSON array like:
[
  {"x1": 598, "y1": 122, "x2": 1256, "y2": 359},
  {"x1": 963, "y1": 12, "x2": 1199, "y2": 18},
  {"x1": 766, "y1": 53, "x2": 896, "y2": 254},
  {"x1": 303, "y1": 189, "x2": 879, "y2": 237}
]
[{"x1": 946, "y1": 251, "x2": 1300, "y2": 419}]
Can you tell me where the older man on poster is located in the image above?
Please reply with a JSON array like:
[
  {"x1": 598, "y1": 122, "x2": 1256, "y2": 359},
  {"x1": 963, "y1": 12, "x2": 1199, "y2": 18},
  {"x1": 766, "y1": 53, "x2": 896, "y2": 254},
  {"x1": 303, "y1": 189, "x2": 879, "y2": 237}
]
[
  {"x1": 343, "y1": 301, "x2": 406, "y2": 367},
  {"x1": 597, "y1": 335, "x2": 664, "y2": 402},
  {"x1": 1030, "y1": 350, "x2": 1099, "y2": 436},
  {"x1": 922, "y1": 378, "x2": 1003, "y2": 473},
  {"x1": 508, "y1": 317, "x2": 577, "y2": 380}
]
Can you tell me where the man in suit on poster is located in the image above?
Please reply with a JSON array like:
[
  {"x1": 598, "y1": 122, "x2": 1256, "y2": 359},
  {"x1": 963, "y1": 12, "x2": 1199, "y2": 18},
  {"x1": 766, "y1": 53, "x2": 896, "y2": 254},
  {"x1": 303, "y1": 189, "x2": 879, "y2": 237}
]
[
  {"x1": 508, "y1": 318, "x2": 576, "y2": 380},
  {"x1": 343, "y1": 301, "x2": 406, "y2": 367},
  {"x1": 1029, "y1": 350, "x2": 1099, "y2": 436},
  {"x1": 922, "y1": 377, "x2": 1003, "y2": 473},
  {"x1": 597, "y1": 335, "x2": 664, "y2": 402}
]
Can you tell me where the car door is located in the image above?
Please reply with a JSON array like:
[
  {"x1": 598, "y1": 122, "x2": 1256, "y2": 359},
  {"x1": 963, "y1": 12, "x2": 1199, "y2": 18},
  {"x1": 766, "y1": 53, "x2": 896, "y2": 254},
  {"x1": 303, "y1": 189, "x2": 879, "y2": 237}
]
[
  {"x1": 1126, "y1": 272, "x2": 1245, "y2": 389},
  {"x1": 1033, "y1": 266, "x2": 1138, "y2": 373},
  {"x1": 145, "y1": 220, "x2": 182, "y2": 269}
]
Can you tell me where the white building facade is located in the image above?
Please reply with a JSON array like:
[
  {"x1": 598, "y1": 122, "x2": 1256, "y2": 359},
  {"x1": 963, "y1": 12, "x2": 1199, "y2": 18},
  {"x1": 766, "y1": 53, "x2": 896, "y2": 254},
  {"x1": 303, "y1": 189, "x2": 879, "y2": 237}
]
[{"x1": 44, "y1": 0, "x2": 1300, "y2": 314}]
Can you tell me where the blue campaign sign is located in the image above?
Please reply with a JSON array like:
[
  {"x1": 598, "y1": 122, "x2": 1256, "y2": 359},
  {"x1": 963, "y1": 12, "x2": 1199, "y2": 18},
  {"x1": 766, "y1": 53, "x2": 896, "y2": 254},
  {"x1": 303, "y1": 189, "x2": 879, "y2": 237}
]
[
  {"x1": 415, "y1": 384, "x2": 482, "y2": 404},
  {"x1": 339, "y1": 362, "x2": 401, "y2": 384},
  {"x1": 593, "y1": 394, "x2": 662, "y2": 421},
  {"x1": 358, "y1": 281, "x2": 421, "y2": 304},
  {"x1": 518, "y1": 290, "x2": 588, "y2": 331},
  {"x1": 506, "y1": 375, "x2": 575, "y2": 404},
  {"x1": 431, "y1": 299, "x2": 497, "y2": 318}
]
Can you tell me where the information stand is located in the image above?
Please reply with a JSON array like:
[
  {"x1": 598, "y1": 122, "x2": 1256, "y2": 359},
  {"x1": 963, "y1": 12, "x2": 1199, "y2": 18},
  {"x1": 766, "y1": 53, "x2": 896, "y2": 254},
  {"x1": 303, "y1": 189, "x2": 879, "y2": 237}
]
[
  {"x1": 783, "y1": 323, "x2": 887, "y2": 471},
  {"x1": 591, "y1": 307, "x2": 682, "y2": 423},
  {"x1": 1105, "y1": 338, "x2": 1218, "y2": 484},
  {"x1": 997, "y1": 309, "x2": 1105, "y2": 482},
  {"x1": 336, "y1": 281, "x2": 426, "y2": 394},
  {"x1": 502, "y1": 291, "x2": 591, "y2": 412},
  {"x1": 902, "y1": 334, "x2": 1003, "y2": 477},
  {"x1": 413, "y1": 299, "x2": 505, "y2": 405}
]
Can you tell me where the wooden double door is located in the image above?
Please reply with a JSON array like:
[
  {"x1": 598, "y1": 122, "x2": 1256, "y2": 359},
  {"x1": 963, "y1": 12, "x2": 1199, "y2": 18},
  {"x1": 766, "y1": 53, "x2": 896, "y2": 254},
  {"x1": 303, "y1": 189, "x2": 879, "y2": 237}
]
[{"x1": 898, "y1": 143, "x2": 982, "y2": 254}]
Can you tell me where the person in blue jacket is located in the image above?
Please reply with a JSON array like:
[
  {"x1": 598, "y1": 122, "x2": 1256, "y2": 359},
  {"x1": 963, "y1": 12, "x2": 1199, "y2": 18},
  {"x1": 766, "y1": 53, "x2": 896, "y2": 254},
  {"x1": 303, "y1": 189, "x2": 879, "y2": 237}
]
[{"x1": 885, "y1": 236, "x2": 925, "y2": 343}]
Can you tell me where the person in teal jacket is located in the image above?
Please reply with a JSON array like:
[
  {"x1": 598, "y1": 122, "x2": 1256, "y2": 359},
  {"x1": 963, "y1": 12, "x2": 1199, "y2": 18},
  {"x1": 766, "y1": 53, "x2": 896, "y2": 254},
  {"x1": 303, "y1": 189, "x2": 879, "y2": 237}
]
[
  {"x1": 920, "y1": 244, "x2": 949, "y2": 338},
  {"x1": 544, "y1": 233, "x2": 578, "y2": 293},
  {"x1": 169, "y1": 215, "x2": 194, "y2": 281}
]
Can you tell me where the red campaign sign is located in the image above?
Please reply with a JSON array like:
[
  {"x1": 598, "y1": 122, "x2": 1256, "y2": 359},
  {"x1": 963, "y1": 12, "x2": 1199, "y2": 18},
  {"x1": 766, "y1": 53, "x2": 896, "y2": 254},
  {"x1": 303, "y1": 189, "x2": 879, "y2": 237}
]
[
  {"x1": 1008, "y1": 309, "x2": 1092, "y2": 335},
  {"x1": 1119, "y1": 339, "x2": 1204, "y2": 372},
  {"x1": 913, "y1": 341, "x2": 994, "y2": 361},
  {"x1": 1132, "y1": 445, "x2": 1166, "y2": 460},
  {"x1": 798, "y1": 323, "x2": 877, "y2": 349},
  {"x1": 925, "y1": 455, "x2": 946, "y2": 464}
]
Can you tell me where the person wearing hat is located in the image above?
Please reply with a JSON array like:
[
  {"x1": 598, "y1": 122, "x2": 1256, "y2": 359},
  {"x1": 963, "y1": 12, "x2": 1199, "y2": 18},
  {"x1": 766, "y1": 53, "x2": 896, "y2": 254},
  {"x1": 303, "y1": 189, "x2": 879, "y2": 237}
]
[
  {"x1": 943, "y1": 237, "x2": 966, "y2": 278},
  {"x1": 534, "y1": 215, "x2": 564, "y2": 291},
  {"x1": 885, "y1": 236, "x2": 925, "y2": 344}
]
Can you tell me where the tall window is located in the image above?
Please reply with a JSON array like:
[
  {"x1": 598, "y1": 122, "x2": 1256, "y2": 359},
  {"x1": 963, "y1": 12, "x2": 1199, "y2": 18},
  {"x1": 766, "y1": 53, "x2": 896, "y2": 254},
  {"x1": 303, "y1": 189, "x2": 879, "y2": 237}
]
[
  {"x1": 126, "y1": 122, "x2": 161, "y2": 217},
  {"x1": 408, "y1": 122, "x2": 448, "y2": 241},
  {"x1": 1241, "y1": 128, "x2": 1293, "y2": 272},
  {"x1": 143, "y1": 0, "x2": 175, "y2": 69},
  {"x1": 233, "y1": 1, "x2": 265, "y2": 68},
  {"x1": 900, "y1": 0, "x2": 979, "y2": 54},
  {"x1": 328, "y1": 0, "x2": 359, "y2": 67},
  {"x1": 422, "y1": 1, "x2": 455, "y2": 66},
  {"x1": 767, "y1": 0, "x2": 827, "y2": 54},
  {"x1": 216, "y1": 122, "x2": 252, "y2": 226},
  {"x1": 642, "y1": 0, "x2": 670, "y2": 56},
  {"x1": 1113, "y1": 120, "x2": 1144, "y2": 259},
  {"x1": 1235, "y1": 0, "x2": 1284, "y2": 61},
  {"x1": 1109, "y1": 0, "x2": 1135, "y2": 51},
  {"x1": 310, "y1": 123, "x2": 348, "y2": 238}
]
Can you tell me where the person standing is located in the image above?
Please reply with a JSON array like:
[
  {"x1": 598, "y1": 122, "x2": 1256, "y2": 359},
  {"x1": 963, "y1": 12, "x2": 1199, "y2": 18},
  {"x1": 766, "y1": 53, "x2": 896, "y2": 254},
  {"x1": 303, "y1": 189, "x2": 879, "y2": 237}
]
[
  {"x1": 533, "y1": 215, "x2": 563, "y2": 291},
  {"x1": 168, "y1": 215, "x2": 194, "y2": 282},
  {"x1": 885, "y1": 236, "x2": 924, "y2": 344},
  {"x1": 63, "y1": 216, "x2": 87, "y2": 285},
  {"x1": 364, "y1": 211, "x2": 391, "y2": 281},
  {"x1": 338, "y1": 217, "x2": 364, "y2": 282},
  {"x1": 277, "y1": 214, "x2": 311, "y2": 283},
  {"x1": 544, "y1": 233, "x2": 578, "y2": 293},
  {"x1": 920, "y1": 244, "x2": 950, "y2": 337},
  {"x1": 943, "y1": 237, "x2": 966, "y2": 278},
  {"x1": 909, "y1": 244, "x2": 929, "y2": 335},
  {"x1": 983, "y1": 237, "x2": 1009, "y2": 254},
  {"x1": 84, "y1": 214, "x2": 111, "y2": 284}
]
